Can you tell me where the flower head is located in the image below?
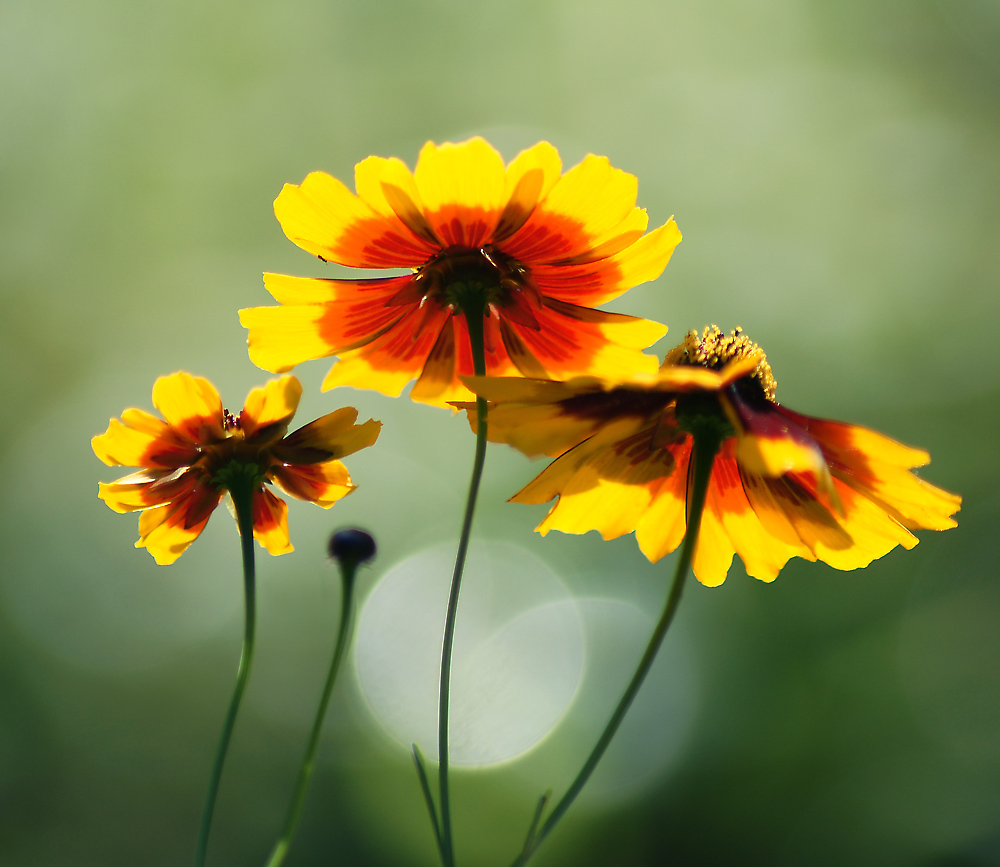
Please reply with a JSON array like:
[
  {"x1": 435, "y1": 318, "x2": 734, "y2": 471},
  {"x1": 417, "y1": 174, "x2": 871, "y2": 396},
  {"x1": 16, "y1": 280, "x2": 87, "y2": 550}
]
[
  {"x1": 93, "y1": 372, "x2": 381, "y2": 565},
  {"x1": 461, "y1": 326, "x2": 961, "y2": 586},
  {"x1": 239, "y1": 137, "x2": 680, "y2": 406}
]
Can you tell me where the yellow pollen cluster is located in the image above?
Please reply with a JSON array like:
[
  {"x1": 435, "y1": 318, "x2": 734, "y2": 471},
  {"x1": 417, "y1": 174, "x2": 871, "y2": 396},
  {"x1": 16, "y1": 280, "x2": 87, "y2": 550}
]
[{"x1": 666, "y1": 325, "x2": 777, "y2": 401}]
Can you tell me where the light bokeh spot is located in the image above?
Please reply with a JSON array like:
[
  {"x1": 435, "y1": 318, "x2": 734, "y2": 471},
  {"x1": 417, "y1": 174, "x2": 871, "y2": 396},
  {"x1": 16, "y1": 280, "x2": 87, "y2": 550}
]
[{"x1": 354, "y1": 541, "x2": 584, "y2": 766}]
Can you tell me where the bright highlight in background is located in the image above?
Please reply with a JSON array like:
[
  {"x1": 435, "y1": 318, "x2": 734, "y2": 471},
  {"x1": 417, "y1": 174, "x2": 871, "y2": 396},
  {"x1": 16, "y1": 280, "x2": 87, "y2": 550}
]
[{"x1": 354, "y1": 541, "x2": 585, "y2": 766}]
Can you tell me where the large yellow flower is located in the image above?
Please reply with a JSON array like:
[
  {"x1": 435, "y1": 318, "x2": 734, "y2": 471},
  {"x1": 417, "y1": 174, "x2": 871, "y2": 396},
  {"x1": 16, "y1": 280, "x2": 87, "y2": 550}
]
[
  {"x1": 93, "y1": 372, "x2": 380, "y2": 565},
  {"x1": 240, "y1": 137, "x2": 680, "y2": 406},
  {"x1": 461, "y1": 327, "x2": 961, "y2": 586}
]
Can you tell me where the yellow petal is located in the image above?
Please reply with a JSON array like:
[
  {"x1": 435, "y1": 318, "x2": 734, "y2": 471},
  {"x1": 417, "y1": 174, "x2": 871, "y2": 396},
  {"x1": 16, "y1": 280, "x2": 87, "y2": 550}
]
[
  {"x1": 281, "y1": 411, "x2": 381, "y2": 460},
  {"x1": 559, "y1": 207, "x2": 649, "y2": 265},
  {"x1": 812, "y1": 478, "x2": 917, "y2": 571},
  {"x1": 690, "y1": 495, "x2": 735, "y2": 587},
  {"x1": 271, "y1": 461, "x2": 356, "y2": 508},
  {"x1": 274, "y1": 171, "x2": 433, "y2": 268},
  {"x1": 136, "y1": 499, "x2": 213, "y2": 566},
  {"x1": 241, "y1": 305, "x2": 340, "y2": 373},
  {"x1": 240, "y1": 376, "x2": 301, "y2": 439},
  {"x1": 151, "y1": 372, "x2": 224, "y2": 443},
  {"x1": 413, "y1": 138, "x2": 507, "y2": 247},
  {"x1": 503, "y1": 154, "x2": 638, "y2": 263},
  {"x1": 252, "y1": 489, "x2": 293, "y2": 556},
  {"x1": 495, "y1": 141, "x2": 563, "y2": 239},
  {"x1": 92, "y1": 418, "x2": 161, "y2": 467},
  {"x1": 635, "y1": 446, "x2": 689, "y2": 563}
]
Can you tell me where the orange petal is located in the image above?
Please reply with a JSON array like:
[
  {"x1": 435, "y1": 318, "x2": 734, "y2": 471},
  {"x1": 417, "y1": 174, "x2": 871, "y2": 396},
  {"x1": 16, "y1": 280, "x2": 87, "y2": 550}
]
[
  {"x1": 635, "y1": 438, "x2": 692, "y2": 563},
  {"x1": 241, "y1": 293, "x2": 409, "y2": 375},
  {"x1": 413, "y1": 138, "x2": 507, "y2": 247},
  {"x1": 274, "y1": 171, "x2": 434, "y2": 268},
  {"x1": 811, "y1": 477, "x2": 918, "y2": 570},
  {"x1": 252, "y1": 488, "x2": 293, "y2": 555},
  {"x1": 690, "y1": 481, "x2": 736, "y2": 588},
  {"x1": 98, "y1": 467, "x2": 197, "y2": 513},
  {"x1": 788, "y1": 412, "x2": 961, "y2": 531},
  {"x1": 708, "y1": 447, "x2": 806, "y2": 582},
  {"x1": 271, "y1": 460, "x2": 356, "y2": 508},
  {"x1": 262, "y1": 272, "x2": 413, "y2": 306},
  {"x1": 240, "y1": 376, "x2": 301, "y2": 441},
  {"x1": 151, "y1": 372, "x2": 225, "y2": 444},
  {"x1": 410, "y1": 318, "x2": 458, "y2": 403},
  {"x1": 495, "y1": 142, "x2": 563, "y2": 240},
  {"x1": 92, "y1": 416, "x2": 199, "y2": 469},
  {"x1": 501, "y1": 154, "x2": 639, "y2": 264},
  {"x1": 318, "y1": 303, "x2": 452, "y2": 398},
  {"x1": 135, "y1": 487, "x2": 220, "y2": 565},
  {"x1": 511, "y1": 299, "x2": 664, "y2": 381},
  {"x1": 279, "y1": 410, "x2": 381, "y2": 460},
  {"x1": 531, "y1": 218, "x2": 682, "y2": 306}
]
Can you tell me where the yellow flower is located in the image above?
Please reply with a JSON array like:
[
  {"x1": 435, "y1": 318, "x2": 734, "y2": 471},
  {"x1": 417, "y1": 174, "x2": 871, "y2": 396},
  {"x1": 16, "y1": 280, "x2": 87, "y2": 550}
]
[
  {"x1": 93, "y1": 372, "x2": 380, "y2": 565},
  {"x1": 240, "y1": 137, "x2": 680, "y2": 406},
  {"x1": 461, "y1": 327, "x2": 961, "y2": 586}
]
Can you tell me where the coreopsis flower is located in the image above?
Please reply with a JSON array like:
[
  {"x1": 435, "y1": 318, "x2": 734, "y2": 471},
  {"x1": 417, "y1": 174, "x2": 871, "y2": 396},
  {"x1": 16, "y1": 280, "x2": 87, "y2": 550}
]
[
  {"x1": 239, "y1": 137, "x2": 680, "y2": 406},
  {"x1": 93, "y1": 372, "x2": 380, "y2": 565},
  {"x1": 461, "y1": 327, "x2": 961, "y2": 586}
]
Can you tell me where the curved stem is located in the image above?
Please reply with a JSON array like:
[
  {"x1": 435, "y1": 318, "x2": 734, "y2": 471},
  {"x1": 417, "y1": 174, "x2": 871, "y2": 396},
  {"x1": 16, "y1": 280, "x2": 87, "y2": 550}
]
[
  {"x1": 195, "y1": 482, "x2": 257, "y2": 867},
  {"x1": 512, "y1": 431, "x2": 721, "y2": 867},
  {"x1": 437, "y1": 309, "x2": 489, "y2": 867},
  {"x1": 263, "y1": 562, "x2": 357, "y2": 867}
]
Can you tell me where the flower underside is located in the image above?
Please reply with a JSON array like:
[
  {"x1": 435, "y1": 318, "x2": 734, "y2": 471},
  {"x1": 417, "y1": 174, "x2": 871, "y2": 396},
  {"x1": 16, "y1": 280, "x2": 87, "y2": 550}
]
[
  {"x1": 240, "y1": 137, "x2": 682, "y2": 405},
  {"x1": 459, "y1": 326, "x2": 961, "y2": 585}
]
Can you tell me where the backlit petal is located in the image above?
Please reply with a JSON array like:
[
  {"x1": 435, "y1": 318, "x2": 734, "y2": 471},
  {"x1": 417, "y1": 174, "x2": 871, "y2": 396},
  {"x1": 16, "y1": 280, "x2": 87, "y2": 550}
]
[
  {"x1": 240, "y1": 376, "x2": 301, "y2": 441},
  {"x1": 271, "y1": 460, "x2": 356, "y2": 508},
  {"x1": 635, "y1": 439, "x2": 691, "y2": 562},
  {"x1": 92, "y1": 417, "x2": 199, "y2": 468},
  {"x1": 135, "y1": 489, "x2": 219, "y2": 566},
  {"x1": 413, "y1": 138, "x2": 506, "y2": 247},
  {"x1": 252, "y1": 488, "x2": 293, "y2": 555},
  {"x1": 495, "y1": 142, "x2": 562, "y2": 240},
  {"x1": 279, "y1": 410, "x2": 381, "y2": 461},
  {"x1": 511, "y1": 300, "x2": 664, "y2": 381},
  {"x1": 151, "y1": 372, "x2": 225, "y2": 444},
  {"x1": 319, "y1": 305, "x2": 452, "y2": 398},
  {"x1": 274, "y1": 171, "x2": 434, "y2": 268},
  {"x1": 502, "y1": 154, "x2": 639, "y2": 263},
  {"x1": 531, "y1": 218, "x2": 682, "y2": 306}
]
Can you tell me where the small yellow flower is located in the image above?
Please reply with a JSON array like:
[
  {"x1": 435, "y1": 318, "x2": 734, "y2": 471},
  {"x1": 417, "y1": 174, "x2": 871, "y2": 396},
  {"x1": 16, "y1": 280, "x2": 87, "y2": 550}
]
[
  {"x1": 93, "y1": 372, "x2": 380, "y2": 565},
  {"x1": 240, "y1": 137, "x2": 680, "y2": 406},
  {"x1": 460, "y1": 327, "x2": 961, "y2": 586}
]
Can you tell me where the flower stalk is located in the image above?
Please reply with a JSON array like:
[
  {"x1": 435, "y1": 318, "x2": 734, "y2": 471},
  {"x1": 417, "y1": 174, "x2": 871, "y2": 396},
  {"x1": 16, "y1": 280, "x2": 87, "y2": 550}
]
[
  {"x1": 195, "y1": 472, "x2": 258, "y2": 867},
  {"x1": 262, "y1": 531, "x2": 369, "y2": 867},
  {"x1": 510, "y1": 424, "x2": 723, "y2": 867},
  {"x1": 436, "y1": 295, "x2": 490, "y2": 867}
]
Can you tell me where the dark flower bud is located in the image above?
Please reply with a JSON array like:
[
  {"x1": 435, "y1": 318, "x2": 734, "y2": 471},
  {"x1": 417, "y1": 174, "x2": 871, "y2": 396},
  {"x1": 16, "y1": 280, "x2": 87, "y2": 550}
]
[{"x1": 328, "y1": 528, "x2": 376, "y2": 570}]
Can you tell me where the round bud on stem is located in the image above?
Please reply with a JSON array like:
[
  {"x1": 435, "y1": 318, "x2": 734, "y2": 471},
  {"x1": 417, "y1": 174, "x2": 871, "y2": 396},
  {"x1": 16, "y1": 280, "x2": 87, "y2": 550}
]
[{"x1": 328, "y1": 528, "x2": 377, "y2": 572}]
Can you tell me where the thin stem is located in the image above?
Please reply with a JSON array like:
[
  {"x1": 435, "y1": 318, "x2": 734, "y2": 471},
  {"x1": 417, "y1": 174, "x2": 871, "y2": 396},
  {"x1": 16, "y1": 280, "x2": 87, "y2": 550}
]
[
  {"x1": 195, "y1": 481, "x2": 258, "y2": 867},
  {"x1": 263, "y1": 562, "x2": 357, "y2": 867},
  {"x1": 512, "y1": 431, "x2": 721, "y2": 867},
  {"x1": 437, "y1": 308, "x2": 489, "y2": 867},
  {"x1": 412, "y1": 744, "x2": 445, "y2": 861}
]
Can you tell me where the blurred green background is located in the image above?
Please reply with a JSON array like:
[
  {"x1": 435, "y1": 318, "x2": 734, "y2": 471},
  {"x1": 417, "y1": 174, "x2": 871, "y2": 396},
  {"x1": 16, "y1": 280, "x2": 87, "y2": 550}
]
[{"x1": 2, "y1": 0, "x2": 998, "y2": 864}]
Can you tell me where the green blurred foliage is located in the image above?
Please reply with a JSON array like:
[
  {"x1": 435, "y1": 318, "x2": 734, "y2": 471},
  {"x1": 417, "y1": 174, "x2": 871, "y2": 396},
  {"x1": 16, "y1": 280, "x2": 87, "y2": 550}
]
[{"x1": 1, "y1": 0, "x2": 997, "y2": 865}]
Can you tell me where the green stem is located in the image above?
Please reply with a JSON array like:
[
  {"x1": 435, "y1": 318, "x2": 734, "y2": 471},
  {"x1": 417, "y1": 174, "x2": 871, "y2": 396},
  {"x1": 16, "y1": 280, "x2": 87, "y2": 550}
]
[
  {"x1": 511, "y1": 431, "x2": 721, "y2": 867},
  {"x1": 263, "y1": 561, "x2": 357, "y2": 867},
  {"x1": 412, "y1": 744, "x2": 445, "y2": 863},
  {"x1": 195, "y1": 481, "x2": 258, "y2": 867},
  {"x1": 437, "y1": 307, "x2": 489, "y2": 867}
]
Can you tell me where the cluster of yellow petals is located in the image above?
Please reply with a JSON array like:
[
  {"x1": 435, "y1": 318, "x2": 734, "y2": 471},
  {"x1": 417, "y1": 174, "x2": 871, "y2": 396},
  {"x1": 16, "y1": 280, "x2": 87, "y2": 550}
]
[
  {"x1": 460, "y1": 326, "x2": 961, "y2": 586},
  {"x1": 239, "y1": 137, "x2": 680, "y2": 406},
  {"x1": 95, "y1": 138, "x2": 959, "y2": 585},
  {"x1": 93, "y1": 372, "x2": 379, "y2": 564}
]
